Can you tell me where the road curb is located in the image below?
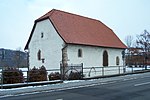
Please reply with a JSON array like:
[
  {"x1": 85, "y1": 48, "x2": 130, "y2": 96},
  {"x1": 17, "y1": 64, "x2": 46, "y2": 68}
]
[{"x1": 0, "y1": 80, "x2": 63, "y2": 89}]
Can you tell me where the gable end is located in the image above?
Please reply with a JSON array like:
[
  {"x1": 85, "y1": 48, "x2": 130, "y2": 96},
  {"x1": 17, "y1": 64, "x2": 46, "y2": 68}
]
[{"x1": 24, "y1": 18, "x2": 67, "y2": 50}]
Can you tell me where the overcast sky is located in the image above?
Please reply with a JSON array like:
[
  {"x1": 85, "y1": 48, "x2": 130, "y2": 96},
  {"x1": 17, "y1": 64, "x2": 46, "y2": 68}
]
[{"x1": 0, "y1": 0, "x2": 150, "y2": 50}]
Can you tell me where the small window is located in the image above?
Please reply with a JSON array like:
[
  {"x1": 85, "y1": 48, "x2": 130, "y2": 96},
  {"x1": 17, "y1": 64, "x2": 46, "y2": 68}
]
[
  {"x1": 37, "y1": 50, "x2": 41, "y2": 60},
  {"x1": 116, "y1": 56, "x2": 120, "y2": 65},
  {"x1": 78, "y1": 49, "x2": 82, "y2": 57},
  {"x1": 41, "y1": 32, "x2": 44, "y2": 38}
]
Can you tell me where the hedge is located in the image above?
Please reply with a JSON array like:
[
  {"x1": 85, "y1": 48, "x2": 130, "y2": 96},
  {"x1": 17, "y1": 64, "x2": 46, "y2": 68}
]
[
  {"x1": 28, "y1": 66, "x2": 47, "y2": 82},
  {"x1": 2, "y1": 68, "x2": 24, "y2": 84}
]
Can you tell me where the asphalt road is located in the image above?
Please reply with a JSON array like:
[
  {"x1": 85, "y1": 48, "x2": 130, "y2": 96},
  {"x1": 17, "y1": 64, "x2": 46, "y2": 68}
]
[{"x1": 2, "y1": 73, "x2": 150, "y2": 100}]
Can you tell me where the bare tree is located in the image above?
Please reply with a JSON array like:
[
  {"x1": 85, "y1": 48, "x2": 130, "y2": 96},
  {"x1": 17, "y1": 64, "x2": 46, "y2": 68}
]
[
  {"x1": 136, "y1": 30, "x2": 150, "y2": 52},
  {"x1": 0, "y1": 49, "x2": 11, "y2": 69},
  {"x1": 125, "y1": 35, "x2": 133, "y2": 48},
  {"x1": 12, "y1": 50, "x2": 20, "y2": 69},
  {"x1": 13, "y1": 47, "x2": 27, "y2": 68},
  {"x1": 136, "y1": 30, "x2": 150, "y2": 69}
]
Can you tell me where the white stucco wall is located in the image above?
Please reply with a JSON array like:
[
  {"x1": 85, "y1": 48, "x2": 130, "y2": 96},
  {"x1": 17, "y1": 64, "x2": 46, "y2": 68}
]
[
  {"x1": 28, "y1": 19, "x2": 64, "y2": 70},
  {"x1": 66, "y1": 44, "x2": 124, "y2": 77},
  {"x1": 67, "y1": 44, "x2": 124, "y2": 67}
]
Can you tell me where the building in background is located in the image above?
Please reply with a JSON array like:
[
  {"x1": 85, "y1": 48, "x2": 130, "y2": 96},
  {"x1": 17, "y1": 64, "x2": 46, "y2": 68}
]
[{"x1": 125, "y1": 48, "x2": 150, "y2": 67}]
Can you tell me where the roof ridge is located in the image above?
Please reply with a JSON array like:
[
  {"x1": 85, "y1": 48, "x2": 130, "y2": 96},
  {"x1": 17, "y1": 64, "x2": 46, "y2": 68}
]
[
  {"x1": 36, "y1": 9, "x2": 56, "y2": 21},
  {"x1": 49, "y1": 9, "x2": 56, "y2": 16},
  {"x1": 36, "y1": 9, "x2": 101, "y2": 23},
  {"x1": 54, "y1": 9, "x2": 100, "y2": 22},
  {"x1": 53, "y1": 9, "x2": 115, "y2": 33}
]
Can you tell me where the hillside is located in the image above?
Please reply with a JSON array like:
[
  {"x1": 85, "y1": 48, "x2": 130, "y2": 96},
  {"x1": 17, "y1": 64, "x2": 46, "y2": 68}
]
[{"x1": 0, "y1": 48, "x2": 28, "y2": 68}]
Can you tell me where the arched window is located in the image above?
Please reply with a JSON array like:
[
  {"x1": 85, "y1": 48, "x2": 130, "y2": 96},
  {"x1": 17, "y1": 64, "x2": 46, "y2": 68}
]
[
  {"x1": 116, "y1": 56, "x2": 120, "y2": 65},
  {"x1": 37, "y1": 50, "x2": 41, "y2": 60},
  {"x1": 78, "y1": 49, "x2": 82, "y2": 57},
  {"x1": 103, "y1": 50, "x2": 108, "y2": 66}
]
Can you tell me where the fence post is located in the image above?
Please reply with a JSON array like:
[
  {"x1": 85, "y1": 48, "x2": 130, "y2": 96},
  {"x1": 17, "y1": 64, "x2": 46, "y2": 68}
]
[
  {"x1": 132, "y1": 66, "x2": 134, "y2": 73},
  {"x1": 118, "y1": 66, "x2": 120, "y2": 74},
  {"x1": 1, "y1": 70, "x2": 3, "y2": 89},
  {"x1": 123, "y1": 66, "x2": 126, "y2": 73},
  {"x1": 81, "y1": 63, "x2": 83, "y2": 79},
  {"x1": 60, "y1": 64, "x2": 64, "y2": 81},
  {"x1": 102, "y1": 67, "x2": 104, "y2": 76},
  {"x1": 27, "y1": 70, "x2": 29, "y2": 84}
]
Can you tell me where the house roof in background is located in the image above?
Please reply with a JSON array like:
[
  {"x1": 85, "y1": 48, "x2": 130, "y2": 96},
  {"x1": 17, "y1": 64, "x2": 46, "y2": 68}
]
[{"x1": 25, "y1": 9, "x2": 126, "y2": 49}]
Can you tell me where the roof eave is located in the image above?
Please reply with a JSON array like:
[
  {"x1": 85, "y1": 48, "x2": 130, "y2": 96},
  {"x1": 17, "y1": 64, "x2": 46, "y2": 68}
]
[
  {"x1": 24, "y1": 22, "x2": 36, "y2": 50},
  {"x1": 67, "y1": 43, "x2": 127, "y2": 49},
  {"x1": 35, "y1": 16, "x2": 50, "y2": 23}
]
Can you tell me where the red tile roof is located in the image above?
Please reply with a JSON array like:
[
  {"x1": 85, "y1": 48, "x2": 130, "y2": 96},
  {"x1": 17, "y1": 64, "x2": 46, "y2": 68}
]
[{"x1": 25, "y1": 9, "x2": 126, "y2": 49}]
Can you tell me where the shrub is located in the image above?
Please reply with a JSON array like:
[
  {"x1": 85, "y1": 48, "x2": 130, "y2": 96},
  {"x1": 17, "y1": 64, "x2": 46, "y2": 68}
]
[
  {"x1": 68, "y1": 71, "x2": 83, "y2": 80},
  {"x1": 2, "y1": 68, "x2": 24, "y2": 84},
  {"x1": 28, "y1": 66, "x2": 47, "y2": 82},
  {"x1": 39, "y1": 66, "x2": 47, "y2": 81},
  {"x1": 48, "y1": 72, "x2": 61, "y2": 80}
]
